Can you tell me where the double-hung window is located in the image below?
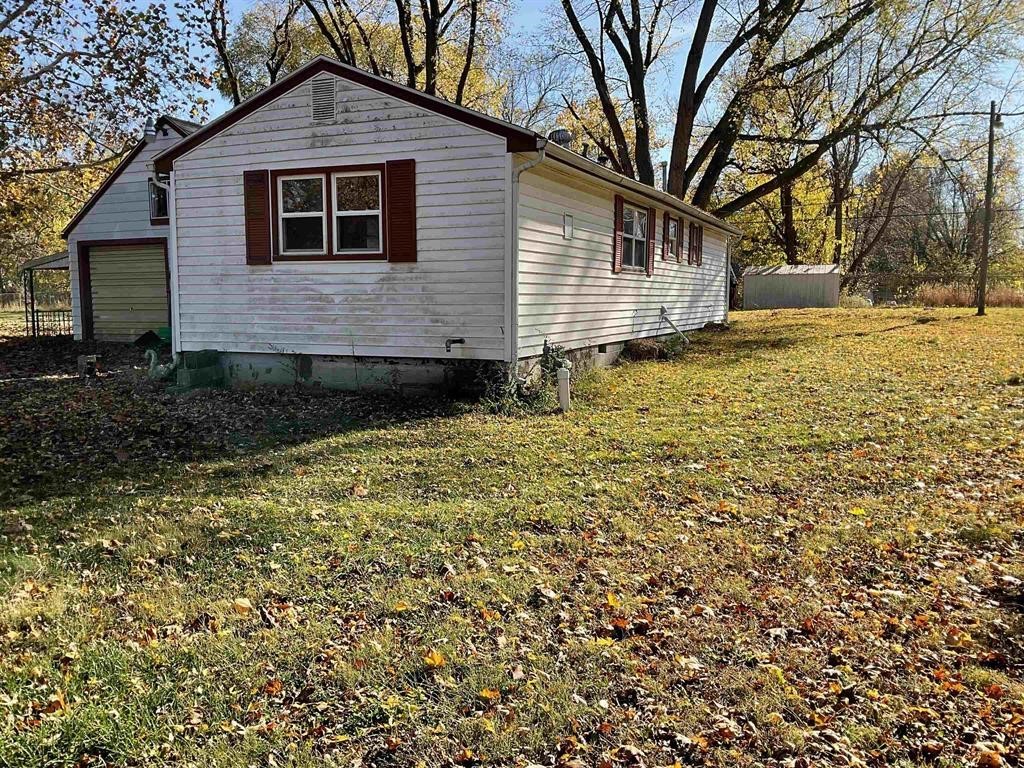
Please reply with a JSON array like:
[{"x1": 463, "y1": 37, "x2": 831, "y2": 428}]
[
  {"x1": 667, "y1": 218, "x2": 678, "y2": 257},
  {"x1": 333, "y1": 171, "x2": 382, "y2": 254},
  {"x1": 278, "y1": 174, "x2": 327, "y2": 255},
  {"x1": 622, "y1": 205, "x2": 648, "y2": 269},
  {"x1": 149, "y1": 178, "x2": 168, "y2": 223}
]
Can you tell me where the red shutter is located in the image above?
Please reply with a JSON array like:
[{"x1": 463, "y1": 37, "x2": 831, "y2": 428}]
[
  {"x1": 676, "y1": 217, "x2": 684, "y2": 263},
  {"x1": 386, "y1": 159, "x2": 417, "y2": 262},
  {"x1": 696, "y1": 225, "x2": 704, "y2": 266},
  {"x1": 688, "y1": 223, "x2": 696, "y2": 265},
  {"x1": 612, "y1": 194, "x2": 624, "y2": 273},
  {"x1": 243, "y1": 170, "x2": 271, "y2": 265},
  {"x1": 662, "y1": 211, "x2": 670, "y2": 260},
  {"x1": 646, "y1": 206, "x2": 656, "y2": 277}
]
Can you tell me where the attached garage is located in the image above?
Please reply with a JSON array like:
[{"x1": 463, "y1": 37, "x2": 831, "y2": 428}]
[{"x1": 79, "y1": 239, "x2": 169, "y2": 342}]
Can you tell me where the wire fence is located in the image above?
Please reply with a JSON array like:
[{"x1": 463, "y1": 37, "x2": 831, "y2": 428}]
[{"x1": 0, "y1": 290, "x2": 72, "y2": 310}]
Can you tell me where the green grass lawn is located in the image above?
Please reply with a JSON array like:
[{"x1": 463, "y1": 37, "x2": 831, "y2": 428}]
[{"x1": 1, "y1": 308, "x2": 1022, "y2": 767}]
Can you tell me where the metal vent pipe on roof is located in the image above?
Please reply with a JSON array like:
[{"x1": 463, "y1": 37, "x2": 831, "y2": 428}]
[{"x1": 547, "y1": 128, "x2": 572, "y2": 148}]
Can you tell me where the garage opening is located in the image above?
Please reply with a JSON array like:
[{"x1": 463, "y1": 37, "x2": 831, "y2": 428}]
[{"x1": 80, "y1": 240, "x2": 169, "y2": 342}]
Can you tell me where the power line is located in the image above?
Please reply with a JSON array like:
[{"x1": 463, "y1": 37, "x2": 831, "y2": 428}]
[{"x1": 738, "y1": 207, "x2": 1024, "y2": 225}]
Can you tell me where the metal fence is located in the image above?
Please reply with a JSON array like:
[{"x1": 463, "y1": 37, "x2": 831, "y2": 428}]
[
  {"x1": 27, "y1": 309, "x2": 73, "y2": 337},
  {"x1": 1, "y1": 289, "x2": 72, "y2": 310}
]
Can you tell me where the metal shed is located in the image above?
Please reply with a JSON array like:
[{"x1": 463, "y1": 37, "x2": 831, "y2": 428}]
[{"x1": 742, "y1": 264, "x2": 841, "y2": 309}]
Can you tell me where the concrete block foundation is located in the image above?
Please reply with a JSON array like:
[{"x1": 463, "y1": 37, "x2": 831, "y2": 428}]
[{"x1": 218, "y1": 351, "x2": 484, "y2": 395}]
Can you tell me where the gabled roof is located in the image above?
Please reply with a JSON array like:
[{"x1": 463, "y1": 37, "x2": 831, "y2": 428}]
[
  {"x1": 162, "y1": 116, "x2": 202, "y2": 136},
  {"x1": 152, "y1": 56, "x2": 540, "y2": 173},
  {"x1": 61, "y1": 116, "x2": 196, "y2": 239},
  {"x1": 151, "y1": 55, "x2": 740, "y2": 237}
]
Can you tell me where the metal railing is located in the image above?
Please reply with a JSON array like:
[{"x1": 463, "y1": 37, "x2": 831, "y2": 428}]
[{"x1": 28, "y1": 309, "x2": 73, "y2": 337}]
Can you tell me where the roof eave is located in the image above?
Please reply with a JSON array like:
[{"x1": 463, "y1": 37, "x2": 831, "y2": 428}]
[
  {"x1": 152, "y1": 56, "x2": 541, "y2": 173},
  {"x1": 61, "y1": 116, "x2": 195, "y2": 240},
  {"x1": 540, "y1": 143, "x2": 742, "y2": 237}
]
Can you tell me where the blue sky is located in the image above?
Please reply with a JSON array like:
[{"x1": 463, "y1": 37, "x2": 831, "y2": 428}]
[
  {"x1": 204, "y1": 0, "x2": 1013, "y2": 162},
  {"x1": 207, "y1": 0, "x2": 692, "y2": 118}
]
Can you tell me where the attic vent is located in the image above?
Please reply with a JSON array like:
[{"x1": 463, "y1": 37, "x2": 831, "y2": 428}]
[{"x1": 311, "y1": 77, "x2": 336, "y2": 122}]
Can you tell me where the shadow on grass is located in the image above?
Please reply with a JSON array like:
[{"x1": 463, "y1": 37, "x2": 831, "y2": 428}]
[
  {"x1": 0, "y1": 338, "x2": 471, "y2": 512},
  {"x1": 831, "y1": 313, "x2": 969, "y2": 339}
]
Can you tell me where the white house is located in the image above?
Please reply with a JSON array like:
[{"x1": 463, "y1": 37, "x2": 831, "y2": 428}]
[
  {"x1": 63, "y1": 116, "x2": 200, "y2": 342},
  {"x1": 64, "y1": 56, "x2": 740, "y2": 390}
]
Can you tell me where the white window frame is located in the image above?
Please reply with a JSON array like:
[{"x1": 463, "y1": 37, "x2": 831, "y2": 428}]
[
  {"x1": 622, "y1": 204, "x2": 648, "y2": 269},
  {"x1": 331, "y1": 170, "x2": 383, "y2": 256},
  {"x1": 149, "y1": 178, "x2": 168, "y2": 220},
  {"x1": 667, "y1": 218, "x2": 678, "y2": 257},
  {"x1": 278, "y1": 174, "x2": 327, "y2": 255}
]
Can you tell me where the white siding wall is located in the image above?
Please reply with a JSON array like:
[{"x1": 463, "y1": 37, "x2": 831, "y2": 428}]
[
  {"x1": 67, "y1": 131, "x2": 179, "y2": 339},
  {"x1": 172, "y1": 76, "x2": 508, "y2": 360},
  {"x1": 516, "y1": 163, "x2": 729, "y2": 358}
]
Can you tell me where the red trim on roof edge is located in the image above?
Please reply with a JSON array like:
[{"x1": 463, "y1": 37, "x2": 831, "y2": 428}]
[
  {"x1": 152, "y1": 57, "x2": 540, "y2": 173},
  {"x1": 61, "y1": 118, "x2": 192, "y2": 240}
]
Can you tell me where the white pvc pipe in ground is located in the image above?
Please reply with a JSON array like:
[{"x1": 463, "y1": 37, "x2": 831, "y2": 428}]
[{"x1": 557, "y1": 366, "x2": 571, "y2": 412}]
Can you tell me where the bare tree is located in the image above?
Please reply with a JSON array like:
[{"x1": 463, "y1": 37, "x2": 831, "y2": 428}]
[
  {"x1": 554, "y1": 0, "x2": 1020, "y2": 216},
  {"x1": 207, "y1": 0, "x2": 243, "y2": 105},
  {"x1": 557, "y1": 0, "x2": 688, "y2": 185},
  {"x1": 302, "y1": 0, "x2": 489, "y2": 104}
]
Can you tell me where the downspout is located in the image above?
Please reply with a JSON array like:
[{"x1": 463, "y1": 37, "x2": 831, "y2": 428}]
[
  {"x1": 509, "y1": 140, "x2": 547, "y2": 367},
  {"x1": 725, "y1": 235, "x2": 732, "y2": 324},
  {"x1": 151, "y1": 171, "x2": 182, "y2": 365}
]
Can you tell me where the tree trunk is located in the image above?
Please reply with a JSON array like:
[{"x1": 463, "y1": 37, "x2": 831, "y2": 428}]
[
  {"x1": 832, "y1": 177, "x2": 843, "y2": 265},
  {"x1": 781, "y1": 181, "x2": 799, "y2": 264},
  {"x1": 422, "y1": 0, "x2": 439, "y2": 96},
  {"x1": 668, "y1": 0, "x2": 718, "y2": 198}
]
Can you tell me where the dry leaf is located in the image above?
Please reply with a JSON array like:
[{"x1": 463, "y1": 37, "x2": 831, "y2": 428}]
[
  {"x1": 232, "y1": 597, "x2": 253, "y2": 616},
  {"x1": 423, "y1": 649, "x2": 446, "y2": 669}
]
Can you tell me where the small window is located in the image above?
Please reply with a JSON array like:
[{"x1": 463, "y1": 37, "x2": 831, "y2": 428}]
[
  {"x1": 563, "y1": 214, "x2": 574, "y2": 240},
  {"x1": 278, "y1": 175, "x2": 326, "y2": 254},
  {"x1": 149, "y1": 179, "x2": 168, "y2": 221},
  {"x1": 622, "y1": 205, "x2": 648, "y2": 269},
  {"x1": 332, "y1": 171, "x2": 381, "y2": 254},
  {"x1": 667, "y1": 218, "x2": 678, "y2": 257}
]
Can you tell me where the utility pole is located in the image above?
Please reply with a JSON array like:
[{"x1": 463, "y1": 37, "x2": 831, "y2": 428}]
[{"x1": 978, "y1": 100, "x2": 1000, "y2": 316}]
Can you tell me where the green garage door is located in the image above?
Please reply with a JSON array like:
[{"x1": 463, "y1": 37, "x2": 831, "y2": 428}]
[{"x1": 89, "y1": 245, "x2": 169, "y2": 342}]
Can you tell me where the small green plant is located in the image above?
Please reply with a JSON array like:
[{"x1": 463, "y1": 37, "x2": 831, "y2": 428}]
[
  {"x1": 474, "y1": 360, "x2": 556, "y2": 415},
  {"x1": 540, "y1": 340, "x2": 569, "y2": 383}
]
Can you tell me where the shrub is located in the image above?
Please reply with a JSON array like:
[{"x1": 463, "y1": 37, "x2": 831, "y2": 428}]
[
  {"x1": 474, "y1": 361, "x2": 557, "y2": 416},
  {"x1": 621, "y1": 334, "x2": 691, "y2": 363},
  {"x1": 840, "y1": 292, "x2": 872, "y2": 309},
  {"x1": 621, "y1": 338, "x2": 665, "y2": 362}
]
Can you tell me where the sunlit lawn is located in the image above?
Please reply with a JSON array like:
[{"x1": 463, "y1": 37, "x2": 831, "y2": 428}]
[{"x1": 1, "y1": 308, "x2": 1022, "y2": 767}]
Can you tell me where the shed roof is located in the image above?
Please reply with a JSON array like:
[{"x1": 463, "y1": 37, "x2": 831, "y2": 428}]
[
  {"x1": 743, "y1": 264, "x2": 841, "y2": 276},
  {"x1": 21, "y1": 251, "x2": 69, "y2": 271}
]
